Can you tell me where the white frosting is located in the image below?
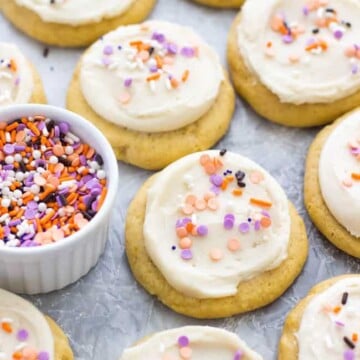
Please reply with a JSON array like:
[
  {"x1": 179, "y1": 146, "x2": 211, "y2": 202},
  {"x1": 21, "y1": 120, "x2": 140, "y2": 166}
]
[
  {"x1": 80, "y1": 21, "x2": 224, "y2": 133},
  {"x1": 237, "y1": 0, "x2": 360, "y2": 104},
  {"x1": 14, "y1": 0, "x2": 135, "y2": 26},
  {"x1": 144, "y1": 150, "x2": 291, "y2": 298},
  {"x1": 120, "y1": 326, "x2": 263, "y2": 360},
  {"x1": 297, "y1": 277, "x2": 360, "y2": 359},
  {"x1": 319, "y1": 110, "x2": 360, "y2": 236},
  {"x1": 0, "y1": 43, "x2": 33, "y2": 106},
  {"x1": 0, "y1": 289, "x2": 54, "y2": 359}
]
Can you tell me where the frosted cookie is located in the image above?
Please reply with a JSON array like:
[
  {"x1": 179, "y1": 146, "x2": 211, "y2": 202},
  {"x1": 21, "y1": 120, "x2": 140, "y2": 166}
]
[
  {"x1": 67, "y1": 21, "x2": 235, "y2": 170},
  {"x1": 0, "y1": 288, "x2": 73, "y2": 359},
  {"x1": 279, "y1": 275, "x2": 360, "y2": 360},
  {"x1": 191, "y1": 0, "x2": 244, "y2": 8},
  {"x1": 120, "y1": 326, "x2": 263, "y2": 359},
  {"x1": 305, "y1": 108, "x2": 360, "y2": 257},
  {"x1": 0, "y1": 0, "x2": 156, "y2": 47},
  {"x1": 125, "y1": 150, "x2": 308, "y2": 318},
  {"x1": 0, "y1": 42, "x2": 46, "y2": 106},
  {"x1": 228, "y1": 0, "x2": 360, "y2": 127}
]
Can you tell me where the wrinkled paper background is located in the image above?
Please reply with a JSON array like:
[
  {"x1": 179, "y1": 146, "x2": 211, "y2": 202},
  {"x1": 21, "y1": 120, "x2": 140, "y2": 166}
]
[{"x1": 1, "y1": 0, "x2": 360, "y2": 358}]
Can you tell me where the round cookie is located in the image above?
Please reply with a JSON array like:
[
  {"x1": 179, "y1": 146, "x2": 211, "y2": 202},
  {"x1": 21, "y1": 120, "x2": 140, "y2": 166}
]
[
  {"x1": 0, "y1": 42, "x2": 46, "y2": 106},
  {"x1": 279, "y1": 275, "x2": 360, "y2": 360},
  {"x1": 125, "y1": 150, "x2": 308, "y2": 319},
  {"x1": 305, "y1": 108, "x2": 360, "y2": 257},
  {"x1": 228, "y1": 0, "x2": 360, "y2": 127},
  {"x1": 190, "y1": 0, "x2": 244, "y2": 8},
  {"x1": 120, "y1": 326, "x2": 263, "y2": 359},
  {"x1": 0, "y1": 288, "x2": 73, "y2": 359},
  {"x1": 67, "y1": 21, "x2": 235, "y2": 170},
  {"x1": 0, "y1": 0, "x2": 157, "y2": 47}
]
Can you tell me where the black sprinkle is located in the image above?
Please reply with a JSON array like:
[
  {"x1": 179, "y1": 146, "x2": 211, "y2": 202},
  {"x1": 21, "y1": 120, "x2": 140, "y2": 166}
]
[
  {"x1": 235, "y1": 170, "x2": 245, "y2": 181},
  {"x1": 94, "y1": 154, "x2": 104, "y2": 166},
  {"x1": 82, "y1": 211, "x2": 93, "y2": 221},
  {"x1": 237, "y1": 182, "x2": 246, "y2": 188},
  {"x1": 344, "y1": 337, "x2": 355, "y2": 349},
  {"x1": 58, "y1": 157, "x2": 71, "y2": 166},
  {"x1": 171, "y1": 246, "x2": 176, "y2": 251},
  {"x1": 43, "y1": 193, "x2": 57, "y2": 203},
  {"x1": 43, "y1": 47, "x2": 49, "y2": 58},
  {"x1": 19, "y1": 161, "x2": 27, "y2": 172},
  {"x1": 149, "y1": 47, "x2": 155, "y2": 56},
  {"x1": 58, "y1": 194, "x2": 67, "y2": 206},
  {"x1": 219, "y1": 149, "x2": 227, "y2": 156},
  {"x1": 341, "y1": 292, "x2": 349, "y2": 305},
  {"x1": 325, "y1": 8, "x2": 335, "y2": 13},
  {"x1": 312, "y1": 28, "x2": 320, "y2": 34}
]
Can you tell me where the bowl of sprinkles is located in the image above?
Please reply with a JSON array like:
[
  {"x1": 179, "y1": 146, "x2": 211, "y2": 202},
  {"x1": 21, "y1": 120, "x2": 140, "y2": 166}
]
[{"x1": 0, "y1": 104, "x2": 119, "y2": 294}]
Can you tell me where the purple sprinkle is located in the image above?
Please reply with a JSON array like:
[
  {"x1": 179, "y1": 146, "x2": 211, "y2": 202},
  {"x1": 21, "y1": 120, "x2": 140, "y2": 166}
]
[
  {"x1": 335, "y1": 320, "x2": 345, "y2": 327},
  {"x1": 254, "y1": 220, "x2": 261, "y2": 231},
  {"x1": 210, "y1": 186, "x2": 220, "y2": 195},
  {"x1": 3, "y1": 165, "x2": 14, "y2": 170},
  {"x1": 176, "y1": 219, "x2": 184, "y2": 228},
  {"x1": 3, "y1": 144, "x2": 14, "y2": 154},
  {"x1": 178, "y1": 335, "x2": 190, "y2": 347},
  {"x1": 344, "y1": 350, "x2": 355, "y2": 360},
  {"x1": 38, "y1": 352, "x2": 50, "y2": 360},
  {"x1": 181, "y1": 46, "x2": 195, "y2": 57},
  {"x1": 59, "y1": 122, "x2": 70, "y2": 134},
  {"x1": 181, "y1": 249, "x2": 193, "y2": 260},
  {"x1": 150, "y1": 65, "x2": 158, "y2": 73},
  {"x1": 282, "y1": 35, "x2": 293, "y2": 44},
  {"x1": 27, "y1": 201, "x2": 38, "y2": 209},
  {"x1": 334, "y1": 30, "x2": 344, "y2": 40},
  {"x1": 152, "y1": 32, "x2": 166, "y2": 43},
  {"x1": 103, "y1": 45, "x2": 114, "y2": 55},
  {"x1": 352, "y1": 64, "x2": 358, "y2": 75},
  {"x1": 210, "y1": 174, "x2": 223, "y2": 187},
  {"x1": 102, "y1": 57, "x2": 111, "y2": 66},
  {"x1": 15, "y1": 144, "x2": 25, "y2": 152},
  {"x1": 303, "y1": 6, "x2": 309, "y2": 16},
  {"x1": 197, "y1": 225, "x2": 208, "y2": 236},
  {"x1": 224, "y1": 218, "x2": 234, "y2": 230},
  {"x1": 234, "y1": 350, "x2": 243, "y2": 360},
  {"x1": 124, "y1": 78, "x2": 132, "y2": 87},
  {"x1": 17, "y1": 123, "x2": 26, "y2": 131},
  {"x1": 225, "y1": 213, "x2": 235, "y2": 220},
  {"x1": 25, "y1": 209, "x2": 37, "y2": 220},
  {"x1": 239, "y1": 222, "x2": 250, "y2": 233},
  {"x1": 8, "y1": 219, "x2": 21, "y2": 227},
  {"x1": 15, "y1": 77, "x2": 20, "y2": 86},
  {"x1": 17, "y1": 329, "x2": 29, "y2": 341},
  {"x1": 167, "y1": 42, "x2": 178, "y2": 55},
  {"x1": 261, "y1": 210, "x2": 270, "y2": 217}
]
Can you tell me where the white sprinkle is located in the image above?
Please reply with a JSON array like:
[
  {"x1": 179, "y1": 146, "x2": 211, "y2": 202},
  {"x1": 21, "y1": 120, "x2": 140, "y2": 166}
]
[
  {"x1": 49, "y1": 155, "x2": 58, "y2": 164},
  {"x1": 32, "y1": 150, "x2": 41, "y2": 159}
]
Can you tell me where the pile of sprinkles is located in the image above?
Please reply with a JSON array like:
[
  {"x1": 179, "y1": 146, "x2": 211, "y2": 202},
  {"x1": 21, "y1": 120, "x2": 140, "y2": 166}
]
[
  {"x1": 322, "y1": 290, "x2": 360, "y2": 359},
  {"x1": 173, "y1": 150, "x2": 273, "y2": 262},
  {"x1": 0, "y1": 317, "x2": 50, "y2": 360},
  {"x1": 342, "y1": 137, "x2": 360, "y2": 187},
  {"x1": 0, "y1": 57, "x2": 19, "y2": 104},
  {"x1": 0, "y1": 115, "x2": 107, "y2": 248},
  {"x1": 267, "y1": 0, "x2": 358, "y2": 73},
  {"x1": 160, "y1": 334, "x2": 244, "y2": 360},
  {"x1": 97, "y1": 25, "x2": 198, "y2": 104}
]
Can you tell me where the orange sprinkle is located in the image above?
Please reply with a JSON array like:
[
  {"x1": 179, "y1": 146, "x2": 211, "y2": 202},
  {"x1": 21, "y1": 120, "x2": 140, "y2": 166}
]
[
  {"x1": 12, "y1": 351, "x2": 22, "y2": 359},
  {"x1": 182, "y1": 69, "x2": 190, "y2": 82},
  {"x1": 353, "y1": 333, "x2": 358, "y2": 342},
  {"x1": 170, "y1": 78, "x2": 179, "y2": 88},
  {"x1": 2, "y1": 322, "x2": 12, "y2": 333},
  {"x1": 232, "y1": 189, "x2": 243, "y2": 196},
  {"x1": 10, "y1": 59, "x2": 17, "y2": 72},
  {"x1": 146, "y1": 73, "x2": 161, "y2": 82},
  {"x1": 351, "y1": 173, "x2": 360, "y2": 181},
  {"x1": 333, "y1": 306, "x2": 341, "y2": 314},
  {"x1": 250, "y1": 198, "x2": 273, "y2": 208}
]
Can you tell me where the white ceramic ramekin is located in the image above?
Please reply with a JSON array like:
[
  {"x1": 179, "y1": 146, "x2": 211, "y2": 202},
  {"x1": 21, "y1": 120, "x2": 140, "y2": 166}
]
[{"x1": 0, "y1": 104, "x2": 119, "y2": 294}]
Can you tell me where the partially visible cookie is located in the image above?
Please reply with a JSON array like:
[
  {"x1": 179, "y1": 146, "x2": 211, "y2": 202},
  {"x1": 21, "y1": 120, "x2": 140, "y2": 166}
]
[
  {"x1": 190, "y1": 0, "x2": 243, "y2": 8},
  {"x1": 0, "y1": 42, "x2": 46, "y2": 106},
  {"x1": 228, "y1": 0, "x2": 360, "y2": 127},
  {"x1": 120, "y1": 326, "x2": 262, "y2": 359},
  {"x1": 305, "y1": 108, "x2": 360, "y2": 258},
  {"x1": 67, "y1": 21, "x2": 235, "y2": 170},
  {"x1": 279, "y1": 275, "x2": 360, "y2": 360},
  {"x1": 125, "y1": 150, "x2": 308, "y2": 318},
  {"x1": 1, "y1": 0, "x2": 157, "y2": 47},
  {"x1": 0, "y1": 288, "x2": 73, "y2": 359}
]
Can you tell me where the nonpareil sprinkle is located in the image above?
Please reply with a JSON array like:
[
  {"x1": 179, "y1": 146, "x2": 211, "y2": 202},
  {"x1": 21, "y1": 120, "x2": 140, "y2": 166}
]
[{"x1": 0, "y1": 115, "x2": 107, "y2": 248}]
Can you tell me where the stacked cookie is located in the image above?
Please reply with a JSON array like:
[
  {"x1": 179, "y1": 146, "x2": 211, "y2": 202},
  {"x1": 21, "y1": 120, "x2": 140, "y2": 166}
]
[{"x1": 2, "y1": 0, "x2": 360, "y2": 359}]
